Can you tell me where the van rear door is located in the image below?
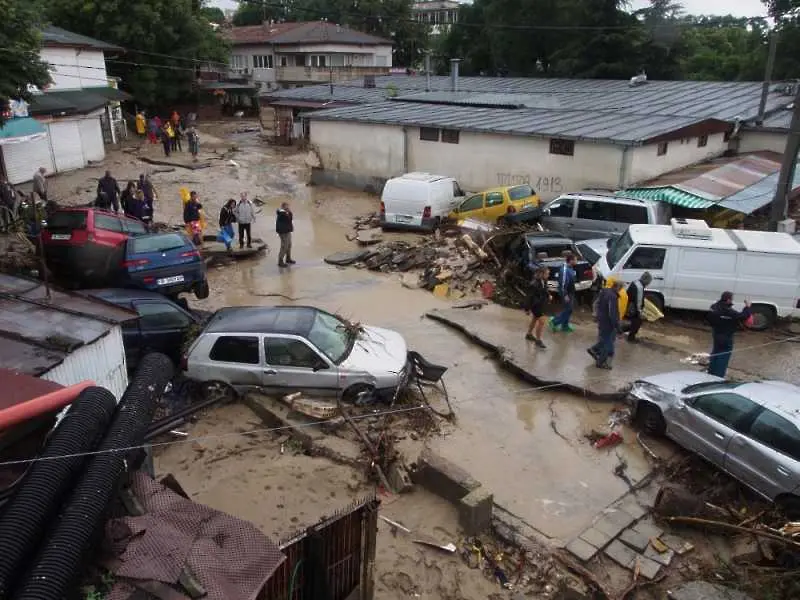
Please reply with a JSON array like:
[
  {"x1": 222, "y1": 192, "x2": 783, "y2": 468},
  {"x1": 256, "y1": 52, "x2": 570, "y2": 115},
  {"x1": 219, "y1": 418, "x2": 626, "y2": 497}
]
[{"x1": 382, "y1": 179, "x2": 425, "y2": 227}]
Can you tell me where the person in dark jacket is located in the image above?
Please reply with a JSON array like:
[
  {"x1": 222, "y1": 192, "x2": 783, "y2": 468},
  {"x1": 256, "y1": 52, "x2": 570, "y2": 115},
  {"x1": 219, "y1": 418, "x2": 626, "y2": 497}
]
[
  {"x1": 96, "y1": 171, "x2": 121, "y2": 212},
  {"x1": 120, "y1": 181, "x2": 136, "y2": 216},
  {"x1": 625, "y1": 272, "x2": 653, "y2": 343},
  {"x1": 137, "y1": 174, "x2": 156, "y2": 226},
  {"x1": 588, "y1": 280, "x2": 624, "y2": 369},
  {"x1": 276, "y1": 201, "x2": 295, "y2": 267},
  {"x1": 183, "y1": 191, "x2": 203, "y2": 246},
  {"x1": 218, "y1": 199, "x2": 237, "y2": 251},
  {"x1": 707, "y1": 291, "x2": 751, "y2": 378},
  {"x1": 525, "y1": 266, "x2": 550, "y2": 348},
  {"x1": 126, "y1": 190, "x2": 147, "y2": 221},
  {"x1": 549, "y1": 253, "x2": 578, "y2": 333}
]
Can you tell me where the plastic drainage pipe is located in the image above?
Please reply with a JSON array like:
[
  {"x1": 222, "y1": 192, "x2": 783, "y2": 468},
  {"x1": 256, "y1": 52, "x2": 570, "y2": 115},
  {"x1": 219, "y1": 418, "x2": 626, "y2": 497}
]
[
  {"x1": 0, "y1": 381, "x2": 95, "y2": 431},
  {"x1": 0, "y1": 386, "x2": 117, "y2": 600},
  {"x1": 13, "y1": 353, "x2": 175, "y2": 600}
]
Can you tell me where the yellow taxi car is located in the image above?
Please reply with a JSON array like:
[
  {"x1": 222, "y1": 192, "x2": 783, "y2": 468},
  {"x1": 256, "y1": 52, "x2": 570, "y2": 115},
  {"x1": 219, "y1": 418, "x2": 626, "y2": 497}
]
[{"x1": 448, "y1": 184, "x2": 540, "y2": 223}]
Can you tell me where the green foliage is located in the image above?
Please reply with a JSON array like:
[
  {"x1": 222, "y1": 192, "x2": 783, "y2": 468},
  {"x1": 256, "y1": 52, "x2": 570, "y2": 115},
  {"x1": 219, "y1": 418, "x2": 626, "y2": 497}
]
[
  {"x1": 234, "y1": 0, "x2": 429, "y2": 67},
  {"x1": 200, "y1": 6, "x2": 226, "y2": 24},
  {"x1": 44, "y1": 0, "x2": 229, "y2": 108},
  {"x1": 0, "y1": 0, "x2": 52, "y2": 126}
]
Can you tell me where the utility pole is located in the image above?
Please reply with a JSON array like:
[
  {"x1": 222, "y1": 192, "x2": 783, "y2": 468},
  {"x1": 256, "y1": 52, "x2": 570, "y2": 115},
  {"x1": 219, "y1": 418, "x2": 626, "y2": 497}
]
[
  {"x1": 757, "y1": 31, "x2": 779, "y2": 125},
  {"x1": 769, "y1": 83, "x2": 800, "y2": 231}
]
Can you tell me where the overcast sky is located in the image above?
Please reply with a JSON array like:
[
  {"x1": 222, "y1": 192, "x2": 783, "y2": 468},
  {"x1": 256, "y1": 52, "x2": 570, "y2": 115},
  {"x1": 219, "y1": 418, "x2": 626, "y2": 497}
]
[{"x1": 210, "y1": 0, "x2": 768, "y2": 19}]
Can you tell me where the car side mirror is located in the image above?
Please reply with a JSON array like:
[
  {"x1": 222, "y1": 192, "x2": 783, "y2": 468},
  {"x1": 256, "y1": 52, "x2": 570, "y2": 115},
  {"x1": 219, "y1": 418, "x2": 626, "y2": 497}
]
[{"x1": 543, "y1": 208, "x2": 550, "y2": 216}]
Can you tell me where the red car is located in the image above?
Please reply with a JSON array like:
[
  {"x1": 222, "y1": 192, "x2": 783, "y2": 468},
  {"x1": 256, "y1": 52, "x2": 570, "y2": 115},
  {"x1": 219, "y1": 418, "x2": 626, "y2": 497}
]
[{"x1": 41, "y1": 208, "x2": 148, "y2": 285}]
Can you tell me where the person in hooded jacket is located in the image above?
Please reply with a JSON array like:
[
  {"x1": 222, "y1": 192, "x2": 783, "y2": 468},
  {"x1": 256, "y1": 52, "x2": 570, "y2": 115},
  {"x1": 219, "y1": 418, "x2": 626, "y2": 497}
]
[
  {"x1": 625, "y1": 272, "x2": 653, "y2": 343},
  {"x1": 276, "y1": 201, "x2": 295, "y2": 267},
  {"x1": 707, "y1": 291, "x2": 751, "y2": 378},
  {"x1": 588, "y1": 279, "x2": 624, "y2": 369},
  {"x1": 218, "y1": 199, "x2": 237, "y2": 251}
]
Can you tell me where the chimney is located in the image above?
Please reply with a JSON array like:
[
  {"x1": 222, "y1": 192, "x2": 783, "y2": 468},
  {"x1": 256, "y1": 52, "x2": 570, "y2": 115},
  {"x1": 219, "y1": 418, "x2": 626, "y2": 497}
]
[{"x1": 450, "y1": 58, "x2": 461, "y2": 92}]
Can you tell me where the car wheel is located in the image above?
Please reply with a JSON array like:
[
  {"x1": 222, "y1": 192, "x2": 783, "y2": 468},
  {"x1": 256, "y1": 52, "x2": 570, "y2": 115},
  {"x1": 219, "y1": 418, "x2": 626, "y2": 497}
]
[
  {"x1": 636, "y1": 402, "x2": 666, "y2": 435},
  {"x1": 342, "y1": 383, "x2": 376, "y2": 404},
  {"x1": 748, "y1": 304, "x2": 776, "y2": 331},
  {"x1": 643, "y1": 292, "x2": 665, "y2": 315},
  {"x1": 194, "y1": 280, "x2": 210, "y2": 300},
  {"x1": 197, "y1": 380, "x2": 237, "y2": 404},
  {"x1": 777, "y1": 494, "x2": 800, "y2": 520}
]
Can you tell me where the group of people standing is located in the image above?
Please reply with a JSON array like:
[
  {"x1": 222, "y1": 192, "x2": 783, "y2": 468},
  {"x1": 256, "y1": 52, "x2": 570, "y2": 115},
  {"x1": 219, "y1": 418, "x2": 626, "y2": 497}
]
[
  {"x1": 93, "y1": 170, "x2": 157, "y2": 227},
  {"x1": 216, "y1": 196, "x2": 295, "y2": 267},
  {"x1": 135, "y1": 110, "x2": 199, "y2": 160},
  {"x1": 525, "y1": 261, "x2": 751, "y2": 377}
]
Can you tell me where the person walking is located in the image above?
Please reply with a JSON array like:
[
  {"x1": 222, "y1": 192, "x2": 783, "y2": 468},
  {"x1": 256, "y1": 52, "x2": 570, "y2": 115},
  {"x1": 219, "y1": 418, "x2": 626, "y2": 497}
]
[
  {"x1": 137, "y1": 174, "x2": 156, "y2": 226},
  {"x1": 588, "y1": 279, "x2": 624, "y2": 369},
  {"x1": 235, "y1": 192, "x2": 255, "y2": 249},
  {"x1": 276, "y1": 201, "x2": 295, "y2": 267},
  {"x1": 172, "y1": 122, "x2": 182, "y2": 152},
  {"x1": 625, "y1": 272, "x2": 653, "y2": 343},
  {"x1": 135, "y1": 111, "x2": 146, "y2": 137},
  {"x1": 549, "y1": 253, "x2": 578, "y2": 333},
  {"x1": 147, "y1": 117, "x2": 159, "y2": 144},
  {"x1": 33, "y1": 167, "x2": 48, "y2": 202},
  {"x1": 161, "y1": 124, "x2": 172, "y2": 156},
  {"x1": 707, "y1": 291, "x2": 751, "y2": 378},
  {"x1": 186, "y1": 126, "x2": 200, "y2": 161},
  {"x1": 0, "y1": 175, "x2": 18, "y2": 230},
  {"x1": 218, "y1": 199, "x2": 237, "y2": 251},
  {"x1": 183, "y1": 191, "x2": 203, "y2": 246},
  {"x1": 120, "y1": 181, "x2": 137, "y2": 216},
  {"x1": 96, "y1": 170, "x2": 121, "y2": 213},
  {"x1": 524, "y1": 265, "x2": 550, "y2": 348}
]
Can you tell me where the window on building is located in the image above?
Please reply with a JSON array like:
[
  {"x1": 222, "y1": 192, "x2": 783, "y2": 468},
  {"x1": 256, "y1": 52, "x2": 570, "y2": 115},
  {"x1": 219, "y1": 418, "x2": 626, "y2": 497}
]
[
  {"x1": 549, "y1": 138, "x2": 574, "y2": 156},
  {"x1": 657, "y1": 142, "x2": 668, "y2": 156},
  {"x1": 231, "y1": 55, "x2": 246, "y2": 69},
  {"x1": 279, "y1": 55, "x2": 288, "y2": 67},
  {"x1": 441, "y1": 129, "x2": 459, "y2": 144},
  {"x1": 210, "y1": 336, "x2": 260, "y2": 364},
  {"x1": 252, "y1": 55, "x2": 274, "y2": 69},
  {"x1": 623, "y1": 246, "x2": 666, "y2": 270},
  {"x1": 310, "y1": 55, "x2": 327, "y2": 68},
  {"x1": 419, "y1": 127, "x2": 439, "y2": 142},
  {"x1": 724, "y1": 129, "x2": 732, "y2": 142},
  {"x1": 698, "y1": 135, "x2": 709, "y2": 148}
]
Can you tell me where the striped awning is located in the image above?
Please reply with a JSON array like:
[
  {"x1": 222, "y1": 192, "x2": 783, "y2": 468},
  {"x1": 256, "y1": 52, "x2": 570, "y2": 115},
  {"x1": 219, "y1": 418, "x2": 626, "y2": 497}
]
[
  {"x1": 617, "y1": 187, "x2": 715, "y2": 210},
  {"x1": 0, "y1": 117, "x2": 47, "y2": 146}
]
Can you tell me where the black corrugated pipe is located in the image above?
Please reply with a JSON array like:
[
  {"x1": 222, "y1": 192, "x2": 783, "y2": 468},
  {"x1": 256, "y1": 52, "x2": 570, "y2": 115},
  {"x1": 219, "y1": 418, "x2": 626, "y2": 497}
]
[
  {"x1": 13, "y1": 353, "x2": 174, "y2": 600},
  {"x1": 0, "y1": 387, "x2": 117, "y2": 599}
]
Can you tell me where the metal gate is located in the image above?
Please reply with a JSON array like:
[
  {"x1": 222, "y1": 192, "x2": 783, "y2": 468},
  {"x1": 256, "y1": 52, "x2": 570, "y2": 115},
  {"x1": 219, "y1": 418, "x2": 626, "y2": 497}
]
[{"x1": 260, "y1": 495, "x2": 378, "y2": 600}]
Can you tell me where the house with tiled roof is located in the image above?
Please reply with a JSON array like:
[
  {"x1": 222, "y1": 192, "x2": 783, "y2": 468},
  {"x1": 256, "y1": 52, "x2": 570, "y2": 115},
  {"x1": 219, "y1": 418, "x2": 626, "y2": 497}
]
[{"x1": 224, "y1": 21, "x2": 393, "y2": 91}]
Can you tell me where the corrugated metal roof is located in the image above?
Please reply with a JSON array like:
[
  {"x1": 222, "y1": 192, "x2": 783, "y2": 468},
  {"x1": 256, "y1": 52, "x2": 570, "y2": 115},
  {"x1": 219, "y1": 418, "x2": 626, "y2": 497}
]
[
  {"x1": 0, "y1": 275, "x2": 135, "y2": 377},
  {"x1": 264, "y1": 86, "x2": 388, "y2": 103},
  {"x1": 42, "y1": 26, "x2": 123, "y2": 52},
  {"x1": 618, "y1": 187, "x2": 714, "y2": 209},
  {"x1": 719, "y1": 163, "x2": 800, "y2": 213},
  {"x1": 305, "y1": 101, "x2": 715, "y2": 144},
  {"x1": 672, "y1": 154, "x2": 781, "y2": 201}
]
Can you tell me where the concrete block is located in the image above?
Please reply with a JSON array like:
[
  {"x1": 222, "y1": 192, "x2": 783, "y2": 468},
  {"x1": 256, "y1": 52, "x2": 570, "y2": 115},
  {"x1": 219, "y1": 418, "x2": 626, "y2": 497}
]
[
  {"x1": 458, "y1": 488, "x2": 493, "y2": 535},
  {"x1": 644, "y1": 544, "x2": 675, "y2": 567},
  {"x1": 619, "y1": 528, "x2": 650, "y2": 553},
  {"x1": 661, "y1": 533, "x2": 695, "y2": 555},
  {"x1": 631, "y1": 517, "x2": 664, "y2": 541},
  {"x1": 730, "y1": 536, "x2": 763, "y2": 564},
  {"x1": 604, "y1": 540, "x2": 637, "y2": 569},
  {"x1": 411, "y1": 448, "x2": 481, "y2": 504},
  {"x1": 388, "y1": 459, "x2": 414, "y2": 493},
  {"x1": 617, "y1": 497, "x2": 648, "y2": 520},
  {"x1": 579, "y1": 527, "x2": 612, "y2": 550},
  {"x1": 593, "y1": 509, "x2": 635, "y2": 539},
  {"x1": 634, "y1": 555, "x2": 662, "y2": 580},
  {"x1": 565, "y1": 537, "x2": 599, "y2": 562}
]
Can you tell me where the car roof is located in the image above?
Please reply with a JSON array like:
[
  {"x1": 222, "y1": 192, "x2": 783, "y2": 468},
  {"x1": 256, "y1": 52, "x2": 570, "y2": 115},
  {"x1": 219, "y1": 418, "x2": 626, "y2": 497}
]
[
  {"x1": 523, "y1": 232, "x2": 574, "y2": 245},
  {"x1": 204, "y1": 306, "x2": 319, "y2": 336},
  {"x1": 395, "y1": 172, "x2": 451, "y2": 183},
  {"x1": 483, "y1": 185, "x2": 533, "y2": 194},
  {"x1": 555, "y1": 192, "x2": 657, "y2": 207},
  {"x1": 627, "y1": 224, "x2": 800, "y2": 254},
  {"x1": 736, "y1": 381, "x2": 800, "y2": 422},
  {"x1": 82, "y1": 288, "x2": 184, "y2": 304}
]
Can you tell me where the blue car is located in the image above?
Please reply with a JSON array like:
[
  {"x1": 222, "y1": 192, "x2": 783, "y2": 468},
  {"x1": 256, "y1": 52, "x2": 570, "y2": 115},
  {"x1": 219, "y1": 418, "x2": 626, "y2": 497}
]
[{"x1": 120, "y1": 232, "x2": 210, "y2": 299}]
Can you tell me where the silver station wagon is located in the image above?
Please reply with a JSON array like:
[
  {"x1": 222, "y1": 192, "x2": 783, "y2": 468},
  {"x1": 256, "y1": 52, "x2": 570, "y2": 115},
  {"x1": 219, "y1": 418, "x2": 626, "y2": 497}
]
[{"x1": 183, "y1": 306, "x2": 409, "y2": 402}]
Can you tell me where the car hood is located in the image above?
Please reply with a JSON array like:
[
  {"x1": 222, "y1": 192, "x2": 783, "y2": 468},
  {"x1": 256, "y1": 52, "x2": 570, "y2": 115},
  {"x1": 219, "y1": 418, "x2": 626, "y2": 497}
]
[
  {"x1": 636, "y1": 370, "x2": 724, "y2": 395},
  {"x1": 340, "y1": 325, "x2": 408, "y2": 376}
]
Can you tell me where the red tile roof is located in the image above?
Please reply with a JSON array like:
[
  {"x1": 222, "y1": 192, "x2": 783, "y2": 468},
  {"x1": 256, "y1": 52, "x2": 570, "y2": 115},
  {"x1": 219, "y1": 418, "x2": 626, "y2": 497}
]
[
  {"x1": 226, "y1": 21, "x2": 392, "y2": 46},
  {"x1": 226, "y1": 22, "x2": 303, "y2": 45}
]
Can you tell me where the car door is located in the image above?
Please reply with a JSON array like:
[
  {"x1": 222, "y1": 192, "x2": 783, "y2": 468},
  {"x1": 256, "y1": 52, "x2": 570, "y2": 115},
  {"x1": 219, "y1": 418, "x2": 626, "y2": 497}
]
[
  {"x1": 573, "y1": 199, "x2": 616, "y2": 240},
  {"x1": 540, "y1": 196, "x2": 575, "y2": 237},
  {"x1": 484, "y1": 191, "x2": 506, "y2": 221},
  {"x1": 206, "y1": 334, "x2": 263, "y2": 391},
  {"x1": 620, "y1": 245, "x2": 669, "y2": 294},
  {"x1": 668, "y1": 391, "x2": 760, "y2": 470},
  {"x1": 725, "y1": 408, "x2": 800, "y2": 500},
  {"x1": 263, "y1": 335, "x2": 339, "y2": 395},
  {"x1": 134, "y1": 300, "x2": 196, "y2": 363},
  {"x1": 454, "y1": 193, "x2": 485, "y2": 221}
]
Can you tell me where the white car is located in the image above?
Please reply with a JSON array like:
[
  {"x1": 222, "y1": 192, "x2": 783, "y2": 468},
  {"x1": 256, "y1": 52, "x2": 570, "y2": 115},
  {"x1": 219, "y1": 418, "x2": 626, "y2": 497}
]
[{"x1": 183, "y1": 306, "x2": 409, "y2": 402}]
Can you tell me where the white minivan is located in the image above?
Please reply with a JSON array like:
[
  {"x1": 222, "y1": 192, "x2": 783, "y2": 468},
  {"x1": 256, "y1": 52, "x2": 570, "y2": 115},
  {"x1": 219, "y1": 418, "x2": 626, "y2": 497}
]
[
  {"x1": 380, "y1": 172, "x2": 465, "y2": 231},
  {"x1": 596, "y1": 218, "x2": 800, "y2": 330}
]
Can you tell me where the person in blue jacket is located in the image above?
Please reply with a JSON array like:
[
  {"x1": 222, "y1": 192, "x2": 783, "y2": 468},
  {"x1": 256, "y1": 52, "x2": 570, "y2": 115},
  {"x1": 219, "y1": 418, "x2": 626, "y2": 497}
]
[
  {"x1": 588, "y1": 280, "x2": 624, "y2": 369},
  {"x1": 707, "y1": 291, "x2": 751, "y2": 378},
  {"x1": 549, "y1": 253, "x2": 577, "y2": 333}
]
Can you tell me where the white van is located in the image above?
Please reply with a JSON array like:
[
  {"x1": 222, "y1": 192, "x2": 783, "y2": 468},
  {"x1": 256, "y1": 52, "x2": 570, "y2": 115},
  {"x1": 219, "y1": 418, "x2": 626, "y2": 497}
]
[
  {"x1": 596, "y1": 218, "x2": 800, "y2": 329},
  {"x1": 380, "y1": 172, "x2": 465, "y2": 231}
]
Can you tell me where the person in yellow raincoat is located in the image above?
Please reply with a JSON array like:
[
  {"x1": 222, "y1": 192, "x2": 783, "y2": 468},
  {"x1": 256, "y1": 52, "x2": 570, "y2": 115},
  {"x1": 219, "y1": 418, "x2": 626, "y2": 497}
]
[{"x1": 135, "y1": 111, "x2": 146, "y2": 136}]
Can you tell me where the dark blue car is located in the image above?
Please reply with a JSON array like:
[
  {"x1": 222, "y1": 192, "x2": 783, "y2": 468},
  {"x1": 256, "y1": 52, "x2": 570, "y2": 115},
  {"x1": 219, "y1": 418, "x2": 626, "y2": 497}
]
[{"x1": 120, "y1": 232, "x2": 210, "y2": 299}]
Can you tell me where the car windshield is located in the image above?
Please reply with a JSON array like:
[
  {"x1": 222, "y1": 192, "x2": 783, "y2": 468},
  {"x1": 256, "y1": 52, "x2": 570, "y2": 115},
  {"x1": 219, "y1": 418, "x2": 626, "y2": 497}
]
[
  {"x1": 682, "y1": 381, "x2": 744, "y2": 394},
  {"x1": 508, "y1": 185, "x2": 535, "y2": 201},
  {"x1": 47, "y1": 211, "x2": 87, "y2": 230},
  {"x1": 131, "y1": 234, "x2": 187, "y2": 254},
  {"x1": 577, "y1": 243, "x2": 601, "y2": 265},
  {"x1": 606, "y1": 230, "x2": 633, "y2": 268},
  {"x1": 525, "y1": 238, "x2": 577, "y2": 259},
  {"x1": 307, "y1": 311, "x2": 353, "y2": 364}
]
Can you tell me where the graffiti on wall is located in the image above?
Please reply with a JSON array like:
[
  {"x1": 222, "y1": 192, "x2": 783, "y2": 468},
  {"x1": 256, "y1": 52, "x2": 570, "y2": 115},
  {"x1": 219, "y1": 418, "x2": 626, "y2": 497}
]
[{"x1": 496, "y1": 173, "x2": 563, "y2": 193}]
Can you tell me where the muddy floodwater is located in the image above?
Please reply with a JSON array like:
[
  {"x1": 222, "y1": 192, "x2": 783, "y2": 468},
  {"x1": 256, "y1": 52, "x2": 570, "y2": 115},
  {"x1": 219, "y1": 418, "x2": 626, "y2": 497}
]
[{"x1": 49, "y1": 124, "x2": 800, "y2": 548}]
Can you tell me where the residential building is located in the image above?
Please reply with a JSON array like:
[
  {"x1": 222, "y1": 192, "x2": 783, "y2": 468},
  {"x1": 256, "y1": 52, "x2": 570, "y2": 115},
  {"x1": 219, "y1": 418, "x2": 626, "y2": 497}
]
[
  {"x1": 265, "y1": 70, "x2": 797, "y2": 201},
  {"x1": 225, "y1": 21, "x2": 393, "y2": 91},
  {"x1": 412, "y1": 1, "x2": 461, "y2": 35},
  {"x1": 0, "y1": 26, "x2": 131, "y2": 185}
]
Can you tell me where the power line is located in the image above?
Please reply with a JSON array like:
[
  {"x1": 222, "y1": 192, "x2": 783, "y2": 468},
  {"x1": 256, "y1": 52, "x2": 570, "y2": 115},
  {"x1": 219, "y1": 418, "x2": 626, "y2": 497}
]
[{"x1": 0, "y1": 329, "x2": 796, "y2": 468}]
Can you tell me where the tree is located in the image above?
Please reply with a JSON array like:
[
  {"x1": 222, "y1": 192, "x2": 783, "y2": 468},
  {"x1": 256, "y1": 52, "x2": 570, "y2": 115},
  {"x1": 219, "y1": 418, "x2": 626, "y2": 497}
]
[
  {"x1": 200, "y1": 6, "x2": 226, "y2": 24},
  {"x1": 44, "y1": 0, "x2": 229, "y2": 108},
  {"x1": 0, "y1": 0, "x2": 52, "y2": 126},
  {"x1": 232, "y1": 0, "x2": 289, "y2": 26}
]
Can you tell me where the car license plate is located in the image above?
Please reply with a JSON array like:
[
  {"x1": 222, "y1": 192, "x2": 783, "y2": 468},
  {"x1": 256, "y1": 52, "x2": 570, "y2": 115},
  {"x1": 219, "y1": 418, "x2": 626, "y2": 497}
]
[
  {"x1": 395, "y1": 215, "x2": 413, "y2": 223},
  {"x1": 51, "y1": 234, "x2": 71, "y2": 240},
  {"x1": 157, "y1": 275, "x2": 185, "y2": 285}
]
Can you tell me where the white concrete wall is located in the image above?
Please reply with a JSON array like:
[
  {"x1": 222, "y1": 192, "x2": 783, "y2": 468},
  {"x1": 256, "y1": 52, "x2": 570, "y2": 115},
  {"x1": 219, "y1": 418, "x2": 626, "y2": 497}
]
[
  {"x1": 311, "y1": 120, "x2": 405, "y2": 177},
  {"x1": 277, "y1": 44, "x2": 392, "y2": 66},
  {"x1": 41, "y1": 47, "x2": 108, "y2": 91},
  {"x1": 737, "y1": 130, "x2": 788, "y2": 154},
  {"x1": 627, "y1": 132, "x2": 727, "y2": 185},
  {"x1": 408, "y1": 130, "x2": 624, "y2": 199},
  {"x1": 231, "y1": 44, "x2": 277, "y2": 84}
]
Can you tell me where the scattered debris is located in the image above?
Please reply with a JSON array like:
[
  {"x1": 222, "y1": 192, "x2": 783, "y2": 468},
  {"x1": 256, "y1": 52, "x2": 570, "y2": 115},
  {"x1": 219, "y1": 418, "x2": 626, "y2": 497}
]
[
  {"x1": 380, "y1": 515, "x2": 411, "y2": 534},
  {"x1": 413, "y1": 539, "x2": 457, "y2": 553},
  {"x1": 282, "y1": 392, "x2": 337, "y2": 420},
  {"x1": 681, "y1": 352, "x2": 710, "y2": 366},
  {"x1": 594, "y1": 431, "x2": 623, "y2": 449},
  {"x1": 653, "y1": 485, "x2": 733, "y2": 522}
]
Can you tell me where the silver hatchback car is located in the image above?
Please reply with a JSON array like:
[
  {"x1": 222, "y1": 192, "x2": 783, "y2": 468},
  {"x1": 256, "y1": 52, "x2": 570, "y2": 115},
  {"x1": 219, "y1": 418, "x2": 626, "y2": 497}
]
[
  {"x1": 183, "y1": 306, "x2": 409, "y2": 402},
  {"x1": 630, "y1": 370, "x2": 800, "y2": 512}
]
